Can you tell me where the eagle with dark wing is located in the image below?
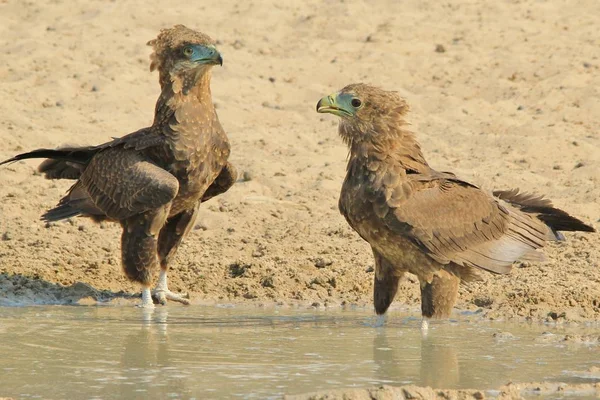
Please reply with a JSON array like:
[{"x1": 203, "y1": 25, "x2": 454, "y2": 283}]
[
  {"x1": 0, "y1": 25, "x2": 236, "y2": 308},
  {"x1": 317, "y1": 83, "x2": 595, "y2": 328}
]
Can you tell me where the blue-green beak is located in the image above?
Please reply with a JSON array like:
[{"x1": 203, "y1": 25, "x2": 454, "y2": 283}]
[
  {"x1": 316, "y1": 93, "x2": 353, "y2": 117},
  {"x1": 192, "y1": 45, "x2": 223, "y2": 66}
]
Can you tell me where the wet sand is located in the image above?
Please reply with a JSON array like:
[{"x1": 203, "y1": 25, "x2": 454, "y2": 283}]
[{"x1": 286, "y1": 382, "x2": 600, "y2": 400}]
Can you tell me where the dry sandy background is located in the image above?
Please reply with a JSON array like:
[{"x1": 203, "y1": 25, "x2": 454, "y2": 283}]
[{"x1": 1, "y1": 0, "x2": 599, "y2": 320}]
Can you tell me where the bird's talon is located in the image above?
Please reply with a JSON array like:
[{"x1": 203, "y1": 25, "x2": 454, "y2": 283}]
[{"x1": 152, "y1": 289, "x2": 190, "y2": 305}]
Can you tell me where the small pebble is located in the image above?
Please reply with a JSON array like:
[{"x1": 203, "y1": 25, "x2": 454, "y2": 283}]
[
  {"x1": 252, "y1": 248, "x2": 265, "y2": 258},
  {"x1": 242, "y1": 171, "x2": 253, "y2": 181},
  {"x1": 314, "y1": 257, "x2": 333, "y2": 268},
  {"x1": 194, "y1": 223, "x2": 208, "y2": 231}
]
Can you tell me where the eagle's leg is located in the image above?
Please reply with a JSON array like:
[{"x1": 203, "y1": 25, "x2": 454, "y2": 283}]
[
  {"x1": 419, "y1": 269, "x2": 461, "y2": 329},
  {"x1": 141, "y1": 287, "x2": 154, "y2": 308},
  {"x1": 372, "y1": 249, "x2": 403, "y2": 317},
  {"x1": 153, "y1": 269, "x2": 190, "y2": 305},
  {"x1": 121, "y1": 205, "x2": 171, "y2": 309},
  {"x1": 153, "y1": 206, "x2": 199, "y2": 305}
]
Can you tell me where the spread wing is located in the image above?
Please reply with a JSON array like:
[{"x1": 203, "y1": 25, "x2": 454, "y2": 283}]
[{"x1": 370, "y1": 167, "x2": 551, "y2": 274}]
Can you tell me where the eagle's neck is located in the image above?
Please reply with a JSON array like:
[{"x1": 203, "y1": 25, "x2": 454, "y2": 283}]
[
  {"x1": 152, "y1": 69, "x2": 228, "y2": 170},
  {"x1": 341, "y1": 118, "x2": 429, "y2": 174},
  {"x1": 153, "y1": 70, "x2": 217, "y2": 126}
]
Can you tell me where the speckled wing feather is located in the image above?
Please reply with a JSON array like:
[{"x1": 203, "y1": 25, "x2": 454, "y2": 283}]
[
  {"x1": 369, "y1": 165, "x2": 552, "y2": 274},
  {"x1": 74, "y1": 147, "x2": 179, "y2": 221}
]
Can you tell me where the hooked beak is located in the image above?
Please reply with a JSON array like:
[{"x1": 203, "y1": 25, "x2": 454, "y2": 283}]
[
  {"x1": 215, "y1": 53, "x2": 224, "y2": 66},
  {"x1": 316, "y1": 94, "x2": 352, "y2": 117},
  {"x1": 194, "y1": 48, "x2": 223, "y2": 66}
]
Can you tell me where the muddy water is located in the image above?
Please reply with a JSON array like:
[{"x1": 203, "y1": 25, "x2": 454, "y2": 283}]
[{"x1": 0, "y1": 306, "x2": 598, "y2": 399}]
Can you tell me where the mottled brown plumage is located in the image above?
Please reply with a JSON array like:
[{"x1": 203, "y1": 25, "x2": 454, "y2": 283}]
[
  {"x1": 317, "y1": 83, "x2": 595, "y2": 322},
  {"x1": 1, "y1": 25, "x2": 236, "y2": 307}
]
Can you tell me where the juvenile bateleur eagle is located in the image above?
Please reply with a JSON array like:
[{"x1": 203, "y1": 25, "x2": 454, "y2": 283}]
[
  {"x1": 1, "y1": 25, "x2": 236, "y2": 308},
  {"x1": 317, "y1": 83, "x2": 595, "y2": 328}
]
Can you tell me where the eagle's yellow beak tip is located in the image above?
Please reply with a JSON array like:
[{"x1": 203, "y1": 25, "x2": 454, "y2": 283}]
[
  {"x1": 316, "y1": 95, "x2": 334, "y2": 113},
  {"x1": 316, "y1": 98, "x2": 325, "y2": 113}
]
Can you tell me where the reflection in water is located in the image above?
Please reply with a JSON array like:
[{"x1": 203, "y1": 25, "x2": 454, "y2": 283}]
[
  {"x1": 372, "y1": 326, "x2": 459, "y2": 388},
  {"x1": 419, "y1": 333, "x2": 459, "y2": 388},
  {"x1": 118, "y1": 309, "x2": 191, "y2": 399},
  {"x1": 0, "y1": 307, "x2": 598, "y2": 399},
  {"x1": 372, "y1": 328, "x2": 411, "y2": 384}
]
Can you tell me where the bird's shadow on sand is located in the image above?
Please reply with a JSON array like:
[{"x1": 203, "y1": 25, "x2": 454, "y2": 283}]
[{"x1": 0, "y1": 272, "x2": 136, "y2": 306}]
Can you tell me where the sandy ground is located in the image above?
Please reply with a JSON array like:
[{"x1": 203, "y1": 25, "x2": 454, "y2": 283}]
[
  {"x1": 0, "y1": 0, "x2": 599, "y2": 396},
  {"x1": 286, "y1": 382, "x2": 600, "y2": 400}
]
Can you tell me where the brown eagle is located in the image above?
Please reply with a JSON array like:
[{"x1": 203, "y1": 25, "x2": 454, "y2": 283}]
[
  {"x1": 317, "y1": 83, "x2": 595, "y2": 327},
  {"x1": 0, "y1": 25, "x2": 236, "y2": 308}
]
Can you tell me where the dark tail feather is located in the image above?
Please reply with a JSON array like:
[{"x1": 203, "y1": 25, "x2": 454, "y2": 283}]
[
  {"x1": 535, "y1": 212, "x2": 596, "y2": 233},
  {"x1": 494, "y1": 188, "x2": 596, "y2": 234},
  {"x1": 42, "y1": 204, "x2": 82, "y2": 222},
  {"x1": 0, "y1": 147, "x2": 96, "y2": 167},
  {"x1": 1, "y1": 147, "x2": 98, "y2": 180}
]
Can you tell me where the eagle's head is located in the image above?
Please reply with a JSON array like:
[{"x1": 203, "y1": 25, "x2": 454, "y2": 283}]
[
  {"x1": 147, "y1": 25, "x2": 222, "y2": 92},
  {"x1": 316, "y1": 83, "x2": 410, "y2": 145}
]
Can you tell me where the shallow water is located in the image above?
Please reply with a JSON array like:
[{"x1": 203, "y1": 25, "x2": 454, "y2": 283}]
[{"x1": 0, "y1": 306, "x2": 598, "y2": 399}]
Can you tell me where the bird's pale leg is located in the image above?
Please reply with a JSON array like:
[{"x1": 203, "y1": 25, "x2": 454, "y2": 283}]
[
  {"x1": 154, "y1": 207, "x2": 199, "y2": 305},
  {"x1": 153, "y1": 269, "x2": 190, "y2": 305},
  {"x1": 421, "y1": 318, "x2": 429, "y2": 333},
  {"x1": 138, "y1": 287, "x2": 155, "y2": 309}
]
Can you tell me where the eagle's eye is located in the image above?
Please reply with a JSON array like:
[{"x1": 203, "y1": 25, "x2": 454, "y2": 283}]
[
  {"x1": 182, "y1": 46, "x2": 194, "y2": 57},
  {"x1": 351, "y1": 98, "x2": 362, "y2": 108}
]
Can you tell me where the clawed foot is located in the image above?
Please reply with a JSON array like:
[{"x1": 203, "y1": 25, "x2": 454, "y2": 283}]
[
  {"x1": 152, "y1": 289, "x2": 190, "y2": 305},
  {"x1": 137, "y1": 287, "x2": 156, "y2": 309}
]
